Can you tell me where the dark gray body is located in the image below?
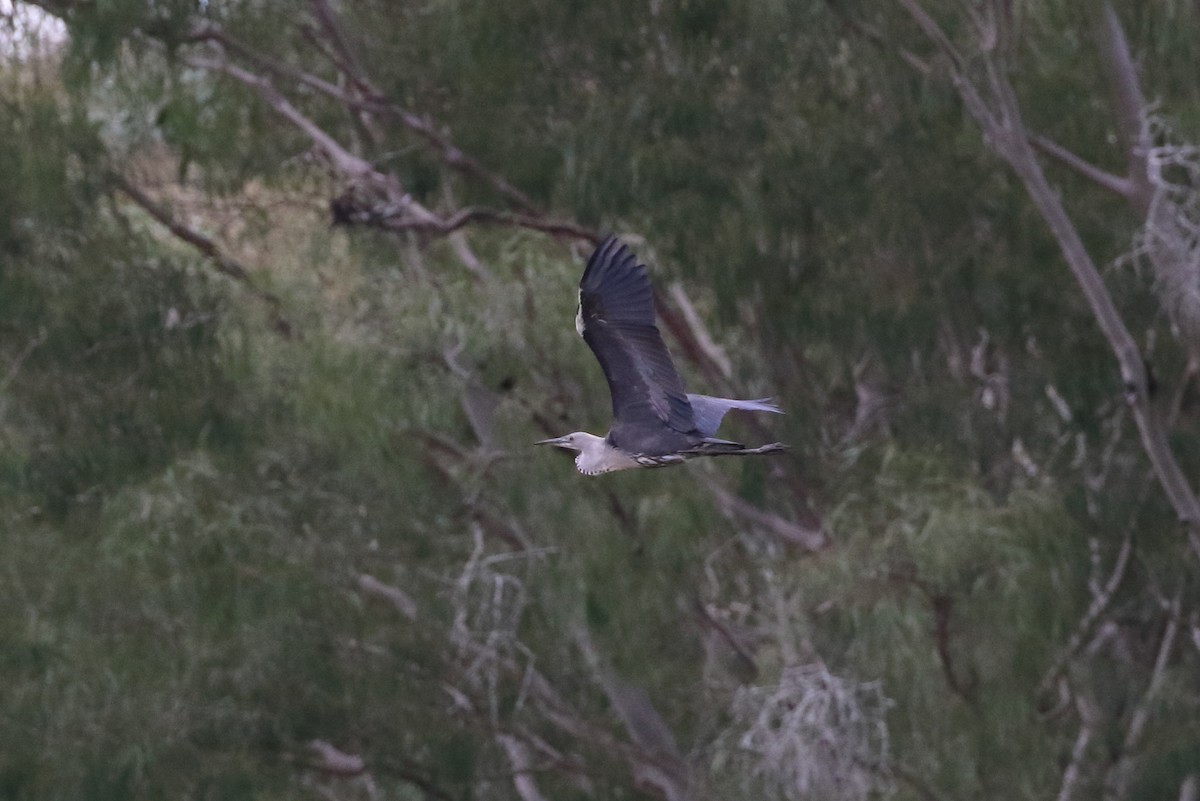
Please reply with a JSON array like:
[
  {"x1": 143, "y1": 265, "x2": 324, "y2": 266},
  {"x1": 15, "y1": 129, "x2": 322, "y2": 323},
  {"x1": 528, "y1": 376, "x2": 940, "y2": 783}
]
[{"x1": 576, "y1": 236, "x2": 783, "y2": 462}]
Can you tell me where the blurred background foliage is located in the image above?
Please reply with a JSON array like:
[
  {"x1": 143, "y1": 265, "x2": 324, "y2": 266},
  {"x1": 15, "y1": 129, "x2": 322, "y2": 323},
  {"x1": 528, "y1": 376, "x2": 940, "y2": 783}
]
[{"x1": 2, "y1": 0, "x2": 1200, "y2": 799}]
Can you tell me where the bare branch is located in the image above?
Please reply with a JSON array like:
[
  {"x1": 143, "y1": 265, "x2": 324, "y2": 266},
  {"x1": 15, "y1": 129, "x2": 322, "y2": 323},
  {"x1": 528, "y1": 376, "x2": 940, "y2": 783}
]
[
  {"x1": 1037, "y1": 530, "x2": 1134, "y2": 698},
  {"x1": 1055, "y1": 691, "x2": 1099, "y2": 801},
  {"x1": 1181, "y1": 774, "x2": 1199, "y2": 801},
  {"x1": 692, "y1": 599, "x2": 759, "y2": 681},
  {"x1": 654, "y1": 290, "x2": 731, "y2": 389},
  {"x1": 183, "y1": 49, "x2": 589, "y2": 245},
  {"x1": 192, "y1": 19, "x2": 542, "y2": 215},
  {"x1": 409, "y1": 429, "x2": 531, "y2": 552},
  {"x1": 1029, "y1": 132, "x2": 1137, "y2": 199},
  {"x1": 722, "y1": 664, "x2": 892, "y2": 801},
  {"x1": 183, "y1": 55, "x2": 389, "y2": 185},
  {"x1": 930, "y1": 592, "x2": 975, "y2": 702},
  {"x1": 571, "y1": 624, "x2": 695, "y2": 801},
  {"x1": 305, "y1": 740, "x2": 366, "y2": 777},
  {"x1": 182, "y1": 52, "x2": 572, "y2": 254},
  {"x1": 668, "y1": 283, "x2": 733, "y2": 379},
  {"x1": 451, "y1": 627, "x2": 695, "y2": 801},
  {"x1": 897, "y1": 0, "x2": 1200, "y2": 553},
  {"x1": 357, "y1": 573, "x2": 418, "y2": 620},
  {"x1": 382, "y1": 205, "x2": 601, "y2": 243},
  {"x1": 308, "y1": 0, "x2": 376, "y2": 95},
  {"x1": 1094, "y1": 1, "x2": 1153, "y2": 214},
  {"x1": 110, "y1": 174, "x2": 293, "y2": 336},
  {"x1": 705, "y1": 480, "x2": 828, "y2": 552},
  {"x1": 496, "y1": 735, "x2": 552, "y2": 801},
  {"x1": 0, "y1": 333, "x2": 46, "y2": 394},
  {"x1": 1102, "y1": 592, "x2": 1182, "y2": 801}
]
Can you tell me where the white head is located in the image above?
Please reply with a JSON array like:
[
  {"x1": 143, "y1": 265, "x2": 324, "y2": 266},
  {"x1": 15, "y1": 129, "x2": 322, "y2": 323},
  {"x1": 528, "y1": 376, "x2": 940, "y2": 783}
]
[{"x1": 535, "y1": 432, "x2": 634, "y2": 475}]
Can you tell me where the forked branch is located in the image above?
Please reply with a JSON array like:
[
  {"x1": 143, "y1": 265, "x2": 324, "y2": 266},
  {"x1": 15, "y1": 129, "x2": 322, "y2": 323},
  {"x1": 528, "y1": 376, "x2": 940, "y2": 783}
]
[{"x1": 897, "y1": 0, "x2": 1200, "y2": 555}]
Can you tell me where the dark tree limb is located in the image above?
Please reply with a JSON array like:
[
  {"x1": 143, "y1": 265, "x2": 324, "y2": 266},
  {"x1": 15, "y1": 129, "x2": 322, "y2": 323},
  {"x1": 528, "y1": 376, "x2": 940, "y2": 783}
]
[
  {"x1": 886, "y1": 569, "x2": 976, "y2": 703},
  {"x1": 111, "y1": 174, "x2": 293, "y2": 336},
  {"x1": 929, "y1": 591, "x2": 975, "y2": 703},
  {"x1": 381, "y1": 205, "x2": 600, "y2": 243}
]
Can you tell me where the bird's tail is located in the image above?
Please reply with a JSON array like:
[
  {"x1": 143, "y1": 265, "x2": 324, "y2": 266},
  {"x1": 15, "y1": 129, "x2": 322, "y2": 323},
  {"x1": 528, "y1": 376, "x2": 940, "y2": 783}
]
[{"x1": 688, "y1": 395, "x2": 783, "y2": 438}]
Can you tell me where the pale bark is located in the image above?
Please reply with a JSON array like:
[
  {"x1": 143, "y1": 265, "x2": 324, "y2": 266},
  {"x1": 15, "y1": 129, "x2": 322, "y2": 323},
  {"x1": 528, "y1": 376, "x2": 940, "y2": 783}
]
[{"x1": 898, "y1": 0, "x2": 1200, "y2": 556}]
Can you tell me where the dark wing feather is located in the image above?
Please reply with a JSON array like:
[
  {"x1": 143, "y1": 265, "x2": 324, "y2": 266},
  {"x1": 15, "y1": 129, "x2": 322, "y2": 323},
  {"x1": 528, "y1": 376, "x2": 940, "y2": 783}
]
[{"x1": 578, "y1": 236, "x2": 696, "y2": 433}]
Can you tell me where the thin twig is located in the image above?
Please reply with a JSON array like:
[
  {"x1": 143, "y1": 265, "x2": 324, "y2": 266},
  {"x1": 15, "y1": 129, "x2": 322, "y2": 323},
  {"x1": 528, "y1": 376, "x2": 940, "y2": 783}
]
[
  {"x1": 357, "y1": 574, "x2": 418, "y2": 620},
  {"x1": 381, "y1": 205, "x2": 600, "y2": 243},
  {"x1": 1037, "y1": 530, "x2": 1134, "y2": 698},
  {"x1": 1101, "y1": 591, "x2": 1182, "y2": 801},
  {"x1": 0, "y1": 333, "x2": 46, "y2": 394},
  {"x1": 308, "y1": 0, "x2": 376, "y2": 95},
  {"x1": 1055, "y1": 691, "x2": 1099, "y2": 801},
  {"x1": 1029, "y1": 132, "x2": 1136, "y2": 200}
]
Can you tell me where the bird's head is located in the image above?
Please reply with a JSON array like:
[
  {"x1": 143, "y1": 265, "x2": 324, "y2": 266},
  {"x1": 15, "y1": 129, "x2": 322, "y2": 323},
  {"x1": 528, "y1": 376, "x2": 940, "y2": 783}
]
[
  {"x1": 536, "y1": 432, "x2": 616, "y2": 475},
  {"x1": 535, "y1": 432, "x2": 589, "y2": 453}
]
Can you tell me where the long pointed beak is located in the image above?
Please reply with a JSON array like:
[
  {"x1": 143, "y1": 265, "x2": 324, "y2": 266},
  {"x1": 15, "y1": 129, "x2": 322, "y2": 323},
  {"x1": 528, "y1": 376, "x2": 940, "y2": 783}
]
[{"x1": 535, "y1": 436, "x2": 569, "y2": 447}]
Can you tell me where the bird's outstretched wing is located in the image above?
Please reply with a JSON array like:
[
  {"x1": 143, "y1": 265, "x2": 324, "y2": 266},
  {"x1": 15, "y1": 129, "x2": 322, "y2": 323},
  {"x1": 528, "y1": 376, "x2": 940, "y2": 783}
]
[{"x1": 577, "y1": 236, "x2": 695, "y2": 433}]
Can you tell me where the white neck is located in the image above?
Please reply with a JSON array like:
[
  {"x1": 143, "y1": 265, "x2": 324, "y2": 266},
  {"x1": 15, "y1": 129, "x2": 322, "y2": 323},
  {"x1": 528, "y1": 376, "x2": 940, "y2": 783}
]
[{"x1": 573, "y1": 433, "x2": 639, "y2": 475}]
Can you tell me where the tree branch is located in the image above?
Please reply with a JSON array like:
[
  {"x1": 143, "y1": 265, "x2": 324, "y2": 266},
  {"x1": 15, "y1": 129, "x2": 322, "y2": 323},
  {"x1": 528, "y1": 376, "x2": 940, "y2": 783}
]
[
  {"x1": 307, "y1": 0, "x2": 376, "y2": 96},
  {"x1": 184, "y1": 55, "x2": 388, "y2": 184},
  {"x1": 111, "y1": 174, "x2": 293, "y2": 336},
  {"x1": 1102, "y1": 592, "x2": 1182, "y2": 801},
  {"x1": 897, "y1": 0, "x2": 1200, "y2": 555},
  {"x1": 451, "y1": 632, "x2": 695, "y2": 801},
  {"x1": 1028, "y1": 132, "x2": 1137, "y2": 199},
  {"x1": 181, "y1": 47, "x2": 584, "y2": 244},
  {"x1": 571, "y1": 624, "x2": 695, "y2": 801},
  {"x1": 496, "y1": 734, "x2": 552, "y2": 801},
  {"x1": 1055, "y1": 691, "x2": 1099, "y2": 801},
  {"x1": 294, "y1": 7, "x2": 542, "y2": 214},
  {"x1": 0, "y1": 333, "x2": 46, "y2": 394},
  {"x1": 381, "y1": 205, "x2": 600, "y2": 243},
  {"x1": 1037, "y1": 530, "x2": 1134, "y2": 699},
  {"x1": 1094, "y1": 1, "x2": 1153, "y2": 214},
  {"x1": 357, "y1": 573, "x2": 418, "y2": 620},
  {"x1": 705, "y1": 480, "x2": 828, "y2": 552}
]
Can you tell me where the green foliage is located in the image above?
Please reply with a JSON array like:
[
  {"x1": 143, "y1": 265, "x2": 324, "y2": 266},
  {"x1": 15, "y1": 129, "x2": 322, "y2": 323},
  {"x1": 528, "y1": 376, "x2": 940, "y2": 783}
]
[{"x1": 3, "y1": 0, "x2": 1200, "y2": 799}]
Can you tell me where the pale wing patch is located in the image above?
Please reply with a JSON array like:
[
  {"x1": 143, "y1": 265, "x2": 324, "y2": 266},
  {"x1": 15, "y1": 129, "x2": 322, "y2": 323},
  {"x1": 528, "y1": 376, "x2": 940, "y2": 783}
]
[{"x1": 575, "y1": 290, "x2": 586, "y2": 337}]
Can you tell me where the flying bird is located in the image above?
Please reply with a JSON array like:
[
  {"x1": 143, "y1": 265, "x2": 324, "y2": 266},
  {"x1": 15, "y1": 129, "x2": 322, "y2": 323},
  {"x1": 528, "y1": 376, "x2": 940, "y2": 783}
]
[{"x1": 538, "y1": 236, "x2": 786, "y2": 475}]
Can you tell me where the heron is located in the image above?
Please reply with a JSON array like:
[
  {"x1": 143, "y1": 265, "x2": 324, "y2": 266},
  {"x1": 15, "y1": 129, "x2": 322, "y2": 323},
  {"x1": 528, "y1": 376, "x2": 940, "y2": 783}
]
[{"x1": 538, "y1": 235, "x2": 787, "y2": 475}]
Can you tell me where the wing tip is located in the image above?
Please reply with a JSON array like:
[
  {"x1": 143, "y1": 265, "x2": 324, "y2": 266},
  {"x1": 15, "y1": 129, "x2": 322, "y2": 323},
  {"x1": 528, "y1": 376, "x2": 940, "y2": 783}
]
[{"x1": 582, "y1": 233, "x2": 640, "y2": 286}]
